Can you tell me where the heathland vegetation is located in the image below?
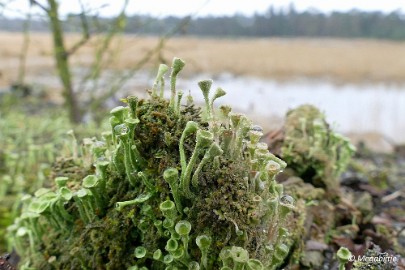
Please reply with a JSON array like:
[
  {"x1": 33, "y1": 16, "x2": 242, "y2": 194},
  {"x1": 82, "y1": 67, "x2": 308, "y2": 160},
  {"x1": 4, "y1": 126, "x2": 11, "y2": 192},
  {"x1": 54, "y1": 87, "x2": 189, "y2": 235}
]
[{"x1": 2, "y1": 33, "x2": 405, "y2": 87}]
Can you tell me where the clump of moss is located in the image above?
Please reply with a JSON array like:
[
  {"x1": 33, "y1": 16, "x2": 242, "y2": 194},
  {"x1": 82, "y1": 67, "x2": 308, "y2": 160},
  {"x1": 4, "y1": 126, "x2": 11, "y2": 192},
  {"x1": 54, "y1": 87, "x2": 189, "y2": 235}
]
[
  {"x1": 0, "y1": 95, "x2": 101, "y2": 254},
  {"x1": 280, "y1": 105, "x2": 355, "y2": 194},
  {"x1": 9, "y1": 58, "x2": 297, "y2": 269}
]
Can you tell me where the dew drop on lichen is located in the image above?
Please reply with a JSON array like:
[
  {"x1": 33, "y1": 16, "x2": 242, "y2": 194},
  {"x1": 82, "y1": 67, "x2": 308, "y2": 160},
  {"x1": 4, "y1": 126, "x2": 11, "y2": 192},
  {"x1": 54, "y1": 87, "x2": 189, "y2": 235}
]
[
  {"x1": 280, "y1": 195, "x2": 294, "y2": 206},
  {"x1": 251, "y1": 125, "x2": 263, "y2": 132}
]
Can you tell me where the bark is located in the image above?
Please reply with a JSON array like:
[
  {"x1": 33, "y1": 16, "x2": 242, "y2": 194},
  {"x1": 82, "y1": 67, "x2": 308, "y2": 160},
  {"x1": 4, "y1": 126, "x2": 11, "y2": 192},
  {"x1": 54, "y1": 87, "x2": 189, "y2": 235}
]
[{"x1": 47, "y1": 0, "x2": 81, "y2": 123}]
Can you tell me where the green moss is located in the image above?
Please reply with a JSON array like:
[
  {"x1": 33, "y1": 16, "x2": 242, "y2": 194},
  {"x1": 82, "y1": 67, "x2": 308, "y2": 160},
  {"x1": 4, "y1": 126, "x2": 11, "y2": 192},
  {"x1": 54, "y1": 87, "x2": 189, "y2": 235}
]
[
  {"x1": 280, "y1": 105, "x2": 355, "y2": 195},
  {"x1": 10, "y1": 58, "x2": 297, "y2": 269},
  {"x1": 0, "y1": 94, "x2": 104, "y2": 253}
]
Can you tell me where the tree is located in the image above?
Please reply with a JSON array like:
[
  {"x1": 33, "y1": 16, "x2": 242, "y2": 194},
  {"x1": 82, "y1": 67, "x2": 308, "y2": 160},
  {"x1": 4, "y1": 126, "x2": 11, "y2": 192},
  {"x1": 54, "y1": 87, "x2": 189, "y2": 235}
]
[
  {"x1": 30, "y1": 0, "x2": 88, "y2": 123},
  {"x1": 25, "y1": 0, "x2": 190, "y2": 123}
]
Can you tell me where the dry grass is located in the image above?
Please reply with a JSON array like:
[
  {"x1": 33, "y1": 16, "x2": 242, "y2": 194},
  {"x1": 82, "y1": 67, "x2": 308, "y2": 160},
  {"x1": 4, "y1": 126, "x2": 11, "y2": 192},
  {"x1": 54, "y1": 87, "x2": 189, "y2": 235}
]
[{"x1": 2, "y1": 32, "x2": 405, "y2": 86}]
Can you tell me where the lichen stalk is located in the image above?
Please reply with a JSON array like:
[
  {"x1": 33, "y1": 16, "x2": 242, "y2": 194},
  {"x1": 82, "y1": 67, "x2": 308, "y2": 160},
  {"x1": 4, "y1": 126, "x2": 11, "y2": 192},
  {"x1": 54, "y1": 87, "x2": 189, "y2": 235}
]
[
  {"x1": 169, "y1": 58, "x2": 186, "y2": 110},
  {"x1": 152, "y1": 63, "x2": 169, "y2": 96},
  {"x1": 181, "y1": 130, "x2": 213, "y2": 198}
]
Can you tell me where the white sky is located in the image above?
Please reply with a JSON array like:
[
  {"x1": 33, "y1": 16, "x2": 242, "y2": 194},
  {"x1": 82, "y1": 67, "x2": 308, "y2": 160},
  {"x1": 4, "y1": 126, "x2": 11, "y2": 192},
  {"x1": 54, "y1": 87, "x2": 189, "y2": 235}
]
[{"x1": 2, "y1": 0, "x2": 404, "y2": 18}]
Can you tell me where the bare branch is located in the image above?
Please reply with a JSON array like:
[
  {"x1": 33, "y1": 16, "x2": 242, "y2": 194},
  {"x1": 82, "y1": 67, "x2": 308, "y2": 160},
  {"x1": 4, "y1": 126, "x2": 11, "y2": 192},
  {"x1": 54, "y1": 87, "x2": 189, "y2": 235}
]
[
  {"x1": 17, "y1": 7, "x2": 32, "y2": 86},
  {"x1": 79, "y1": 0, "x2": 129, "y2": 85},
  {"x1": 87, "y1": 15, "x2": 193, "y2": 113},
  {"x1": 66, "y1": 0, "x2": 91, "y2": 56},
  {"x1": 30, "y1": 0, "x2": 49, "y2": 13}
]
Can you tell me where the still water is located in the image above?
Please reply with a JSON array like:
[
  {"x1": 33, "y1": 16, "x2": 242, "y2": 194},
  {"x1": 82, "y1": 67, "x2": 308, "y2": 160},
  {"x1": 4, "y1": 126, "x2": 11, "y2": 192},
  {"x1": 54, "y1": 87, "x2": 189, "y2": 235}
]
[
  {"x1": 24, "y1": 69, "x2": 405, "y2": 145},
  {"x1": 175, "y1": 73, "x2": 405, "y2": 144}
]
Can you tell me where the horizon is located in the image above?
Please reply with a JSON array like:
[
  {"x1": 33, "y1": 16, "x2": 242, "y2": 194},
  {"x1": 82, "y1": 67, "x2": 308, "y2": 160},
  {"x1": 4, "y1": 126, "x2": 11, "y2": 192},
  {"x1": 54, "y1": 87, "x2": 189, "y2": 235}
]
[{"x1": 1, "y1": 0, "x2": 404, "y2": 19}]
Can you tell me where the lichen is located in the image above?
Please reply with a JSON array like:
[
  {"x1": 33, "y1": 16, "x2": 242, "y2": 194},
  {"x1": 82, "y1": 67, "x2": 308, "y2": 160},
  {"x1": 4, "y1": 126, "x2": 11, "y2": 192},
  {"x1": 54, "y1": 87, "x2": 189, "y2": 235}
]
[
  {"x1": 9, "y1": 58, "x2": 297, "y2": 270},
  {"x1": 280, "y1": 105, "x2": 356, "y2": 195}
]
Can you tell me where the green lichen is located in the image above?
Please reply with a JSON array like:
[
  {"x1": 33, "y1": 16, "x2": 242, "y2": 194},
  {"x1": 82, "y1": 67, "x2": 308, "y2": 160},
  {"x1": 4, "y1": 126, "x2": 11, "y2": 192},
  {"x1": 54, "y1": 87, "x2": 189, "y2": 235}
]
[
  {"x1": 9, "y1": 58, "x2": 297, "y2": 269},
  {"x1": 0, "y1": 102, "x2": 97, "y2": 253},
  {"x1": 336, "y1": 247, "x2": 351, "y2": 270},
  {"x1": 280, "y1": 105, "x2": 355, "y2": 194}
]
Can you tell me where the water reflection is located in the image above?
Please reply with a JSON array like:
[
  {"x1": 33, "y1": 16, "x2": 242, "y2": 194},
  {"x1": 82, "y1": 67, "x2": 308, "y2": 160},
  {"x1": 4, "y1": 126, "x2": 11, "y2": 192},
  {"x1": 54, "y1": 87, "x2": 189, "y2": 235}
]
[
  {"x1": 177, "y1": 74, "x2": 405, "y2": 144},
  {"x1": 19, "y1": 69, "x2": 405, "y2": 145}
]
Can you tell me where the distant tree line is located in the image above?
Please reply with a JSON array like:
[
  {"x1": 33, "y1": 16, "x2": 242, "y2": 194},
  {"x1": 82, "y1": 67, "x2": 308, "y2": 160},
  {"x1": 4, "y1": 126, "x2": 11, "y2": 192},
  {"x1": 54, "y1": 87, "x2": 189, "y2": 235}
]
[{"x1": 2, "y1": 5, "x2": 405, "y2": 40}]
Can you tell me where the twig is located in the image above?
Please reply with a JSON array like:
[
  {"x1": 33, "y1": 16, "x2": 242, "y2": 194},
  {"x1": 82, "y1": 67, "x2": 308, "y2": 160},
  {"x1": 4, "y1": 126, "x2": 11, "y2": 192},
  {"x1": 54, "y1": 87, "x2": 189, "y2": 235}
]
[
  {"x1": 17, "y1": 7, "x2": 31, "y2": 86},
  {"x1": 66, "y1": 0, "x2": 91, "y2": 56},
  {"x1": 381, "y1": 190, "x2": 404, "y2": 203},
  {"x1": 30, "y1": 0, "x2": 49, "y2": 13},
  {"x1": 79, "y1": 0, "x2": 129, "y2": 89},
  {"x1": 86, "y1": 7, "x2": 195, "y2": 119}
]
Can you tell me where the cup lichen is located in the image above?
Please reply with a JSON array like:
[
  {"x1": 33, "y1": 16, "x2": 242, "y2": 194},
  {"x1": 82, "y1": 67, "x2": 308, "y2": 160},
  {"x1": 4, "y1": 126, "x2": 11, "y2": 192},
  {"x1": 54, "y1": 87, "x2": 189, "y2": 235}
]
[
  {"x1": 280, "y1": 105, "x2": 356, "y2": 195},
  {"x1": 9, "y1": 57, "x2": 297, "y2": 269}
]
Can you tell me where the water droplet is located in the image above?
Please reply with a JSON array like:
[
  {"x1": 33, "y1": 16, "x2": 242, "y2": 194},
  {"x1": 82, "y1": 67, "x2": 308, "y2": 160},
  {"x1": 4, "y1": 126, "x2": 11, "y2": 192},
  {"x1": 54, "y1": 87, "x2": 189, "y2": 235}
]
[
  {"x1": 94, "y1": 141, "x2": 106, "y2": 148},
  {"x1": 251, "y1": 125, "x2": 263, "y2": 132},
  {"x1": 280, "y1": 195, "x2": 294, "y2": 205},
  {"x1": 114, "y1": 124, "x2": 128, "y2": 135}
]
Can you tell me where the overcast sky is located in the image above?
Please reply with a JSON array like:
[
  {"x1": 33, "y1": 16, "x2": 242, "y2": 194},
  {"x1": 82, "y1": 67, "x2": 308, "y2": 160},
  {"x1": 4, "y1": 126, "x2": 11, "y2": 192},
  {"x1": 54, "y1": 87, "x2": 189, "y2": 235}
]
[{"x1": 2, "y1": 0, "x2": 404, "y2": 18}]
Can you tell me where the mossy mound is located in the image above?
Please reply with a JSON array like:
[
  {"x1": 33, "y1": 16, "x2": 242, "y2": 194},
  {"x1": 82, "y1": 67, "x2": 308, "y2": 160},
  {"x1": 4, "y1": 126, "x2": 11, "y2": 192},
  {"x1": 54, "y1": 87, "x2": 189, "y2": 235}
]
[
  {"x1": 10, "y1": 58, "x2": 297, "y2": 270},
  {"x1": 281, "y1": 105, "x2": 355, "y2": 195}
]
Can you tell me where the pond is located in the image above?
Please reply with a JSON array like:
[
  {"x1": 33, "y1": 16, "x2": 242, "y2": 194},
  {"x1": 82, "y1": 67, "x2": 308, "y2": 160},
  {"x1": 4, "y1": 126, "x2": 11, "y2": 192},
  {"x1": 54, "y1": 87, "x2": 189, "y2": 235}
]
[
  {"x1": 174, "y1": 73, "x2": 405, "y2": 147},
  {"x1": 8, "y1": 69, "x2": 405, "y2": 148}
]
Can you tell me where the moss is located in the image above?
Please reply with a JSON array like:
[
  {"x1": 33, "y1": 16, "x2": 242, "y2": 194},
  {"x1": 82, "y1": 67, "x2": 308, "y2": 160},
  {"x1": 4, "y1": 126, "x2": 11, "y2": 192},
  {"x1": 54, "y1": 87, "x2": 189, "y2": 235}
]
[
  {"x1": 10, "y1": 58, "x2": 298, "y2": 269},
  {"x1": 280, "y1": 105, "x2": 355, "y2": 195}
]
